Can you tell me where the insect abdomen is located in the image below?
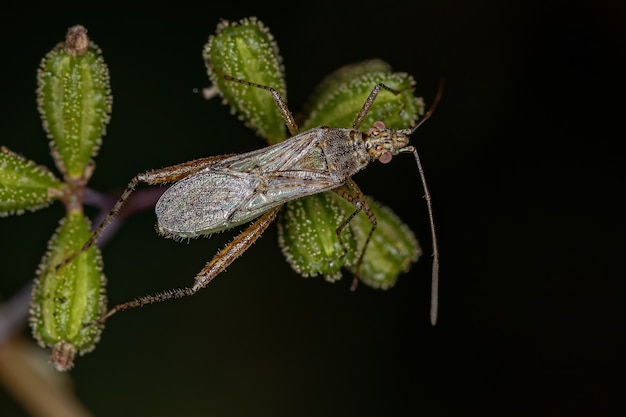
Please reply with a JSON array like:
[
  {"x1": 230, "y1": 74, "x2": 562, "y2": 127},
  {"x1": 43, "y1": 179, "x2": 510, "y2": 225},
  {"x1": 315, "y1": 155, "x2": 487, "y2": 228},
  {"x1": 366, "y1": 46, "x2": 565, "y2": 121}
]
[{"x1": 155, "y1": 171, "x2": 258, "y2": 238}]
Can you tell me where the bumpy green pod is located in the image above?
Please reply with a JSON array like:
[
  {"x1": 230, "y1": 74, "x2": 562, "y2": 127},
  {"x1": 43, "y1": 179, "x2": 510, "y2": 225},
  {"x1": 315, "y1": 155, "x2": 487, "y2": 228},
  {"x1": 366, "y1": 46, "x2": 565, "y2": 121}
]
[
  {"x1": 37, "y1": 25, "x2": 112, "y2": 179},
  {"x1": 339, "y1": 196, "x2": 421, "y2": 289},
  {"x1": 278, "y1": 192, "x2": 358, "y2": 281},
  {"x1": 281, "y1": 190, "x2": 421, "y2": 287},
  {"x1": 0, "y1": 146, "x2": 63, "y2": 216},
  {"x1": 204, "y1": 17, "x2": 287, "y2": 144},
  {"x1": 299, "y1": 59, "x2": 424, "y2": 132},
  {"x1": 30, "y1": 211, "x2": 106, "y2": 371}
]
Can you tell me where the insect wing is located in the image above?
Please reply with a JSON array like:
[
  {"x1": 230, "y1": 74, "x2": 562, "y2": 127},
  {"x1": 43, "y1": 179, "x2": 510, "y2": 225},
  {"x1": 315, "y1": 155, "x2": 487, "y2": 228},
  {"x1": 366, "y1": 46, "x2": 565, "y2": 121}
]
[{"x1": 156, "y1": 130, "x2": 342, "y2": 238}]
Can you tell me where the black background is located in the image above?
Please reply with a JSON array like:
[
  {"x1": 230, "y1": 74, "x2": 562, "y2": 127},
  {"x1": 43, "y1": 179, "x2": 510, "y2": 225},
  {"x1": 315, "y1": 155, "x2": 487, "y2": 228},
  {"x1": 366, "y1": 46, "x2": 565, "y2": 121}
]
[{"x1": 1, "y1": 1, "x2": 624, "y2": 416}]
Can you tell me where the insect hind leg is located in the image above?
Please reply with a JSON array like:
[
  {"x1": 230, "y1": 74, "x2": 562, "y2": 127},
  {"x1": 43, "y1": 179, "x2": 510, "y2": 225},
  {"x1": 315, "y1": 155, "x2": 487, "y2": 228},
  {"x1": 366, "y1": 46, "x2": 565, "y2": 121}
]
[
  {"x1": 96, "y1": 206, "x2": 281, "y2": 324},
  {"x1": 54, "y1": 158, "x2": 219, "y2": 274}
]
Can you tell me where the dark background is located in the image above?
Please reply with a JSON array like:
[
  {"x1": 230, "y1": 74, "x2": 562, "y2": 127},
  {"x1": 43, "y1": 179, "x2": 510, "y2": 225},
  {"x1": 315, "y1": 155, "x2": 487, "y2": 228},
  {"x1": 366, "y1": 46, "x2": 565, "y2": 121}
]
[{"x1": 1, "y1": 1, "x2": 624, "y2": 416}]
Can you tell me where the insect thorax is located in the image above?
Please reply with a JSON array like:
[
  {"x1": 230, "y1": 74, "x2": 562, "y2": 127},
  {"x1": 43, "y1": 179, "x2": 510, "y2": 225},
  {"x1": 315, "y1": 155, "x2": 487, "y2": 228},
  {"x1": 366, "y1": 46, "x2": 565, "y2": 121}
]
[{"x1": 317, "y1": 127, "x2": 369, "y2": 181}]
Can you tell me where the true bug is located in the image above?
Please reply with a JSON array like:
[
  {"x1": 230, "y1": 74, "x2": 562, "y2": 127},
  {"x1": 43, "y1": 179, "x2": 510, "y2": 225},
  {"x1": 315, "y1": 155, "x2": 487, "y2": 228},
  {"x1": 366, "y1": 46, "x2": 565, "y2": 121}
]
[{"x1": 62, "y1": 71, "x2": 441, "y2": 326}]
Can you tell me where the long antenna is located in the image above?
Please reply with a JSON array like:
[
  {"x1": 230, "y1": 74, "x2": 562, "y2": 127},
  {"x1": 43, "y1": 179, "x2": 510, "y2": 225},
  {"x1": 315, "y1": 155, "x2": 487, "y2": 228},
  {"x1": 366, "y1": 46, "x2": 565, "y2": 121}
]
[{"x1": 410, "y1": 78, "x2": 445, "y2": 326}]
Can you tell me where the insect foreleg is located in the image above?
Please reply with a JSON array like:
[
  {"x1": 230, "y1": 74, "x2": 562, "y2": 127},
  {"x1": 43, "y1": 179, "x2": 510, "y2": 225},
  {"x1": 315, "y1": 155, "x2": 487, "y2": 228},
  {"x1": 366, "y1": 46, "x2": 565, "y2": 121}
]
[
  {"x1": 332, "y1": 179, "x2": 377, "y2": 291},
  {"x1": 96, "y1": 206, "x2": 281, "y2": 324},
  {"x1": 352, "y1": 83, "x2": 404, "y2": 130}
]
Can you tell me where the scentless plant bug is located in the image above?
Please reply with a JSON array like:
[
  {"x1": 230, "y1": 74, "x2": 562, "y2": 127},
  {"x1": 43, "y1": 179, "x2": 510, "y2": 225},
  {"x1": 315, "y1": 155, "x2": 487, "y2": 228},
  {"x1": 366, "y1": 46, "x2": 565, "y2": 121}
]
[{"x1": 55, "y1": 69, "x2": 442, "y2": 327}]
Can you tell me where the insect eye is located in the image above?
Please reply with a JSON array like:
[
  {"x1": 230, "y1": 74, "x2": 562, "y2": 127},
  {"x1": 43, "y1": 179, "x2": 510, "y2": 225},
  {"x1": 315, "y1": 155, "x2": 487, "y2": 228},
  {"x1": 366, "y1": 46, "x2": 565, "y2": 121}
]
[
  {"x1": 373, "y1": 121, "x2": 386, "y2": 130},
  {"x1": 379, "y1": 151, "x2": 393, "y2": 164}
]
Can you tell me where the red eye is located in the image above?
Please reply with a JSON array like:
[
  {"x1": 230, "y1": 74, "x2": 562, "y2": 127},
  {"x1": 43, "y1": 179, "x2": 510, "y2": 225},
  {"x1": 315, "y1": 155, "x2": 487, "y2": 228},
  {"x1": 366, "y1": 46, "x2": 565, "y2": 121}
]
[
  {"x1": 379, "y1": 151, "x2": 392, "y2": 164},
  {"x1": 373, "y1": 121, "x2": 386, "y2": 130}
]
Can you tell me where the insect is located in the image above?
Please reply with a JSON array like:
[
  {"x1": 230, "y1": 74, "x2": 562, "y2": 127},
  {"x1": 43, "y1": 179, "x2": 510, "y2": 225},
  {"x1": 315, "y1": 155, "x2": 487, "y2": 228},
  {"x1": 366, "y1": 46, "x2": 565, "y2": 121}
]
[{"x1": 66, "y1": 71, "x2": 442, "y2": 326}]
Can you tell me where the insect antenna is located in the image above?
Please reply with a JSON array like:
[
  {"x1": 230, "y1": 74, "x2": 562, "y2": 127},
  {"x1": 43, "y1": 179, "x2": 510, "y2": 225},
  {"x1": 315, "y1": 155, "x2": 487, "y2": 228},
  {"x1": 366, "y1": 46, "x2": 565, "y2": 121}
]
[
  {"x1": 409, "y1": 77, "x2": 446, "y2": 135},
  {"x1": 410, "y1": 78, "x2": 445, "y2": 326}
]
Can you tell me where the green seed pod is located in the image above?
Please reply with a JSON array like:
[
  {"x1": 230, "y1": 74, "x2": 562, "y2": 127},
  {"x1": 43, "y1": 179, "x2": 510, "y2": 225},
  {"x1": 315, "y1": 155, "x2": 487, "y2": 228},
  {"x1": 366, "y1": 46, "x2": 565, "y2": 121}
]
[
  {"x1": 339, "y1": 196, "x2": 421, "y2": 289},
  {"x1": 204, "y1": 17, "x2": 287, "y2": 144},
  {"x1": 30, "y1": 211, "x2": 107, "y2": 371},
  {"x1": 278, "y1": 192, "x2": 359, "y2": 282},
  {"x1": 300, "y1": 59, "x2": 425, "y2": 131},
  {"x1": 37, "y1": 25, "x2": 112, "y2": 179},
  {"x1": 0, "y1": 146, "x2": 64, "y2": 216}
]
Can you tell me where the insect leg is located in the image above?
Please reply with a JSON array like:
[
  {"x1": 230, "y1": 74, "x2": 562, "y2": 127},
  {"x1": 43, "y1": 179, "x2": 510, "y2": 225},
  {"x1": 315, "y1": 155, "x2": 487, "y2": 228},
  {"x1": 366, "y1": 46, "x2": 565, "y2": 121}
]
[
  {"x1": 56, "y1": 157, "x2": 222, "y2": 272},
  {"x1": 212, "y1": 69, "x2": 300, "y2": 136},
  {"x1": 96, "y1": 206, "x2": 280, "y2": 323},
  {"x1": 332, "y1": 179, "x2": 376, "y2": 291},
  {"x1": 351, "y1": 83, "x2": 404, "y2": 130},
  {"x1": 192, "y1": 205, "x2": 280, "y2": 290}
]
